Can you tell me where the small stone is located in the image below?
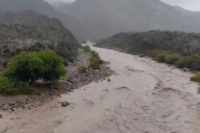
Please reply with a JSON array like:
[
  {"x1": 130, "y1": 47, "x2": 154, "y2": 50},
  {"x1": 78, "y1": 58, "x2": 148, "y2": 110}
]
[
  {"x1": 61, "y1": 101, "x2": 70, "y2": 107},
  {"x1": 183, "y1": 68, "x2": 190, "y2": 72},
  {"x1": 3, "y1": 107, "x2": 7, "y2": 110},
  {"x1": 0, "y1": 114, "x2": 2, "y2": 118}
]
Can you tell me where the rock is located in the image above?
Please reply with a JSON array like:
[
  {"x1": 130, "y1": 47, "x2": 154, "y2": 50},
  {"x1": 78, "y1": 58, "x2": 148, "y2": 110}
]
[
  {"x1": 0, "y1": 114, "x2": 2, "y2": 118},
  {"x1": 3, "y1": 107, "x2": 8, "y2": 110},
  {"x1": 61, "y1": 101, "x2": 70, "y2": 107}
]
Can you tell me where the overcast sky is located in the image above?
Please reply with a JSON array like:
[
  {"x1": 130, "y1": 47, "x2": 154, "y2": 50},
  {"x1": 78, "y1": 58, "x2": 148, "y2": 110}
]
[
  {"x1": 44, "y1": 0, "x2": 200, "y2": 11},
  {"x1": 161, "y1": 0, "x2": 200, "y2": 11}
]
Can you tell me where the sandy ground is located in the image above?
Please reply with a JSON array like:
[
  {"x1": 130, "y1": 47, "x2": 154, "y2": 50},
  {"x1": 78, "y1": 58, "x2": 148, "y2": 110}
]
[{"x1": 1, "y1": 47, "x2": 200, "y2": 133}]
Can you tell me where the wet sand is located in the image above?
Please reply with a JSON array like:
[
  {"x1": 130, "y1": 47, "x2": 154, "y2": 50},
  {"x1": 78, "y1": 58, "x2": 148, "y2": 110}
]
[{"x1": 1, "y1": 47, "x2": 200, "y2": 133}]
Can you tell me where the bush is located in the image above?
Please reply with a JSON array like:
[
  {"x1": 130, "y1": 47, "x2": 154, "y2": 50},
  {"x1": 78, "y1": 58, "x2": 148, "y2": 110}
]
[
  {"x1": 38, "y1": 51, "x2": 67, "y2": 82},
  {"x1": 90, "y1": 57, "x2": 100, "y2": 70},
  {"x1": 3, "y1": 51, "x2": 66, "y2": 84},
  {"x1": 165, "y1": 54, "x2": 181, "y2": 64},
  {"x1": 77, "y1": 65, "x2": 88, "y2": 73},
  {"x1": 175, "y1": 55, "x2": 200, "y2": 71},
  {"x1": 0, "y1": 76, "x2": 34, "y2": 95},
  {"x1": 83, "y1": 45, "x2": 91, "y2": 52},
  {"x1": 191, "y1": 73, "x2": 200, "y2": 83},
  {"x1": 184, "y1": 55, "x2": 200, "y2": 71},
  {"x1": 175, "y1": 57, "x2": 188, "y2": 68},
  {"x1": 91, "y1": 50, "x2": 100, "y2": 59},
  {"x1": 155, "y1": 52, "x2": 168, "y2": 63},
  {"x1": 148, "y1": 49, "x2": 164, "y2": 58}
]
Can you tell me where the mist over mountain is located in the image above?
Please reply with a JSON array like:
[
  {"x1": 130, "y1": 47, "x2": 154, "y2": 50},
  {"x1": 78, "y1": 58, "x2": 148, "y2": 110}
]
[
  {"x1": 55, "y1": 0, "x2": 200, "y2": 40},
  {"x1": 0, "y1": 0, "x2": 84, "y2": 40}
]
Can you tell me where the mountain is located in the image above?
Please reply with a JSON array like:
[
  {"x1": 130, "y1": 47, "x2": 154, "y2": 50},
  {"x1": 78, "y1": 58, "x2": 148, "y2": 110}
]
[
  {"x1": 96, "y1": 31, "x2": 200, "y2": 56},
  {"x1": 55, "y1": 0, "x2": 200, "y2": 40},
  {"x1": 0, "y1": 11, "x2": 80, "y2": 71},
  {"x1": 0, "y1": 0, "x2": 84, "y2": 40}
]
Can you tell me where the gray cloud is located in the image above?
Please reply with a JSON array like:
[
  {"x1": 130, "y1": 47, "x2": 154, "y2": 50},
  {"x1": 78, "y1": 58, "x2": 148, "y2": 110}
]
[
  {"x1": 161, "y1": 0, "x2": 200, "y2": 11},
  {"x1": 44, "y1": 0, "x2": 76, "y2": 4}
]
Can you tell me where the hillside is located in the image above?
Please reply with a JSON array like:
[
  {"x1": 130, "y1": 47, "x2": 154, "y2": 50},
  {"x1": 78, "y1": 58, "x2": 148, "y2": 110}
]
[
  {"x1": 0, "y1": 0, "x2": 84, "y2": 40},
  {"x1": 55, "y1": 0, "x2": 200, "y2": 40},
  {"x1": 96, "y1": 31, "x2": 200, "y2": 56},
  {"x1": 0, "y1": 11, "x2": 80, "y2": 71}
]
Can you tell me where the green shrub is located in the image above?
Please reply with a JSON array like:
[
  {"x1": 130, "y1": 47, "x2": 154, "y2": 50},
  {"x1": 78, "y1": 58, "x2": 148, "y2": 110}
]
[
  {"x1": 90, "y1": 57, "x2": 100, "y2": 70},
  {"x1": 3, "y1": 52, "x2": 43, "y2": 84},
  {"x1": 191, "y1": 73, "x2": 200, "y2": 83},
  {"x1": 0, "y1": 76, "x2": 34, "y2": 95},
  {"x1": 3, "y1": 51, "x2": 66, "y2": 84},
  {"x1": 155, "y1": 52, "x2": 168, "y2": 63},
  {"x1": 165, "y1": 54, "x2": 181, "y2": 64},
  {"x1": 148, "y1": 49, "x2": 164, "y2": 58},
  {"x1": 175, "y1": 57, "x2": 188, "y2": 68},
  {"x1": 83, "y1": 45, "x2": 92, "y2": 52},
  {"x1": 39, "y1": 51, "x2": 67, "y2": 82},
  {"x1": 91, "y1": 50, "x2": 103, "y2": 64},
  {"x1": 91, "y1": 50, "x2": 100, "y2": 59},
  {"x1": 175, "y1": 55, "x2": 200, "y2": 71},
  {"x1": 77, "y1": 65, "x2": 88, "y2": 73},
  {"x1": 184, "y1": 55, "x2": 200, "y2": 71}
]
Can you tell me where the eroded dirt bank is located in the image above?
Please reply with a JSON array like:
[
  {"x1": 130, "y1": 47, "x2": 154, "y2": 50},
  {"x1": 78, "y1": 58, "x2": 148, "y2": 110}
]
[{"x1": 1, "y1": 47, "x2": 200, "y2": 133}]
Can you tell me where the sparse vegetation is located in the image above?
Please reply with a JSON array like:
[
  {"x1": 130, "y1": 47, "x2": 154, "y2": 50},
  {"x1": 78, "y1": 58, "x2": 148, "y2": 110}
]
[
  {"x1": 83, "y1": 45, "x2": 92, "y2": 52},
  {"x1": 77, "y1": 65, "x2": 88, "y2": 73}
]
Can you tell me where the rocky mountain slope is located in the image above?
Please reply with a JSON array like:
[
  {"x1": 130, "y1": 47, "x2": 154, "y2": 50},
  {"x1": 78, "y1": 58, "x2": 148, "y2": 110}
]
[
  {"x1": 96, "y1": 31, "x2": 200, "y2": 56},
  {"x1": 0, "y1": 11, "x2": 80, "y2": 71},
  {"x1": 0, "y1": 0, "x2": 84, "y2": 40},
  {"x1": 55, "y1": 0, "x2": 200, "y2": 40}
]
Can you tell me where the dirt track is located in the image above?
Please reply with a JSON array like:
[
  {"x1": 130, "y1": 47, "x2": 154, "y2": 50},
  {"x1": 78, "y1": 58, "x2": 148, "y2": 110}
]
[{"x1": 1, "y1": 47, "x2": 200, "y2": 133}]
